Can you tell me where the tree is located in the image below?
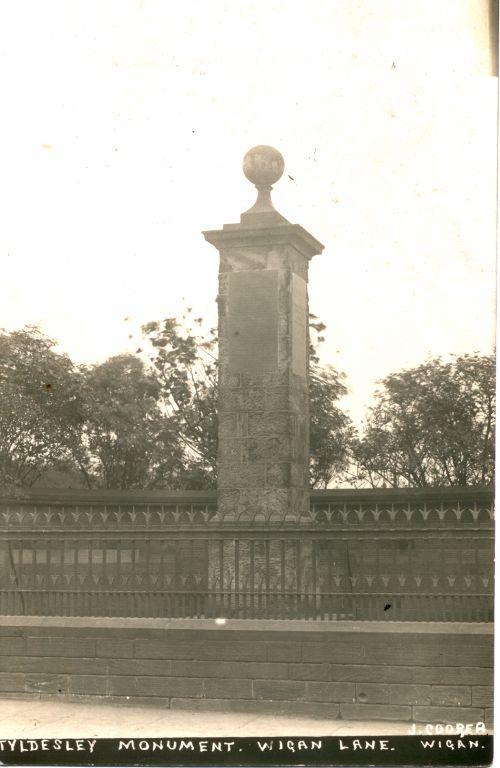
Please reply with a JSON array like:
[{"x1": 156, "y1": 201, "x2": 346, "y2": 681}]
[
  {"x1": 352, "y1": 354, "x2": 495, "y2": 488},
  {"x1": 2, "y1": 327, "x2": 492, "y2": 492},
  {"x1": 74, "y1": 355, "x2": 185, "y2": 489},
  {"x1": 142, "y1": 312, "x2": 218, "y2": 488},
  {"x1": 143, "y1": 311, "x2": 354, "y2": 488},
  {"x1": 0, "y1": 326, "x2": 82, "y2": 488},
  {"x1": 308, "y1": 315, "x2": 354, "y2": 487},
  {"x1": 309, "y1": 367, "x2": 354, "y2": 487},
  {"x1": 0, "y1": 329, "x2": 186, "y2": 491}
]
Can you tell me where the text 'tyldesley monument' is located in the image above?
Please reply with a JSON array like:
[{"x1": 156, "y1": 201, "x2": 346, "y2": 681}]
[{"x1": 204, "y1": 146, "x2": 324, "y2": 523}]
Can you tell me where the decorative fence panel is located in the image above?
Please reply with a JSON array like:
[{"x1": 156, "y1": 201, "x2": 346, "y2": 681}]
[{"x1": 0, "y1": 487, "x2": 493, "y2": 622}]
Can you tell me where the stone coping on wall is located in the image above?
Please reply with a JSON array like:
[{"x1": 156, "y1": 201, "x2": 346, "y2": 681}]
[
  {"x1": 0, "y1": 616, "x2": 493, "y2": 635},
  {"x1": 0, "y1": 485, "x2": 494, "y2": 505}
]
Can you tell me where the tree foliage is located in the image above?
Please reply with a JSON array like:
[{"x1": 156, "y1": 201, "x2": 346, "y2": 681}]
[
  {"x1": 74, "y1": 355, "x2": 185, "y2": 489},
  {"x1": 141, "y1": 312, "x2": 218, "y2": 488},
  {"x1": 0, "y1": 324, "x2": 493, "y2": 491},
  {"x1": 308, "y1": 316, "x2": 354, "y2": 488},
  {"x1": 0, "y1": 327, "x2": 82, "y2": 489},
  {"x1": 0, "y1": 330, "x2": 185, "y2": 490},
  {"x1": 352, "y1": 354, "x2": 495, "y2": 488}
]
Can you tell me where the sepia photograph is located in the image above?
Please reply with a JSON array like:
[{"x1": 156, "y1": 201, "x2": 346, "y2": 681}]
[{"x1": 0, "y1": 1, "x2": 496, "y2": 765}]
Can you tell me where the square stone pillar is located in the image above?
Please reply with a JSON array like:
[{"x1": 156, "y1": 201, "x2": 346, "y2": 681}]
[{"x1": 203, "y1": 146, "x2": 323, "y2": 523}]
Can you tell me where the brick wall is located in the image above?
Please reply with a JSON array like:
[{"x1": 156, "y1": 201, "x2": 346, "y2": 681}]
[{"x1": 0, "y1": 618, "x2": 492, "y2": 727}]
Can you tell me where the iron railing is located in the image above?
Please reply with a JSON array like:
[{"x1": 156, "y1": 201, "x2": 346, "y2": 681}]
[{"x1": 0, "y1": 487, "x2": 494, "y2": 622}]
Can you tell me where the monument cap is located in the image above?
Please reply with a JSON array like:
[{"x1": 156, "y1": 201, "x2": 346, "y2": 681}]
[
  {"x1": 204, "y1": 144, "x2": 323, "y2": 251},
  {"x1": 239, "y1": 145, "x2": 286, "y2": 224},
  {"x1": 242, "y1": 145, "x2": 285, "y2": 189}
]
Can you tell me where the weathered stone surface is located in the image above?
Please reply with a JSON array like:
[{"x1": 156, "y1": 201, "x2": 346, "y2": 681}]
[
  {"x1": 96, "y1": 639, "x2": 133, "y2": 658},
  {"x1": 0, "y1": 655, "x2": 107, "y2": 675},
  {"x1": 134, "y1": 640, "x2": 198, "y2": 660},
  {"x1": 301, "y1": 640, "x2": 367, "y2": 664},
  {"x1": 240, "y1": 437, "x2": 292, "y2": 462},
  {"x1": 361, "y1": 636, "x2": 493, "y2": 668},
  {"x1": 0, "y1": 637, "x2": 25, "y2": 655},
  {"x1": 0, "y1": 622, "x2": 492, "y2": 723},
  {"x1": 68, "y1": 675, "x2": 108, "y2": 695},
  {"x1": 389, "y1": 684, "x2": 432, "y2": 706},
  {"x1": 207, "y1": 219, "x2": 320, "y2": 523},
  {"x1": 0, "y1": 673, "x2": 24, "y2": 691},
  {"x1": 265, "y1": 387, "x2": 289, "y2": 410},
  {"x1": 107, "y1": 658, "x2": 172, "y2": 676},
  {"x1": 27, "y1": 637, "x2": 94, "y2": 658},
  {"x1": 220, "y1": 388, "x2": 269, "y2": 411},
  {"x1": 203, "y1": 678, "x2": 253, "y2": 699},
  {"x1": 195, "y1": 641, "x2": 268, "y2": 662},
  {"x1": 64, "y1": 694, "x2": 173, "y2": 709},
  {"x1": 25, "y1": 673, "x2": 67, "y2": 694},
  {"x1": 329, "y1": 664, "x2": 416, "y2": 683},
  {"x1": 267, "y1": 642, "x2": 302, "y2": 662},
  {"x1": 341, "y1": 703, "x2": 412, "y2": 721},
  {"x1": 108, "y1": 675, "x2": 203, "y2": 698},
  {"x1": 306, "y1": 681, "x2": 355, "y2": 703},
  {"x1": 413, "y1": 666, "x2": 492, "y2": 685},
  {"x1": 239, "y1": 371, "x2": 288, "y2": 388},
  {"x1": 218, "y1": 439, "x2": 242, "y2": 462},
  {"x1": 253, "y1": 679, "x2": 305, "y2": 700},
  {"x1": 223, "y1": 488, "x2": 292, "y2": 522},
  {"x1": 471, "y1": 685, "x2": 493, "y2": 708},
  {"x1": 218, "y1": 462, "x2": 266, "y2": 489},
  {"x1": 413, "y1": 706, "x2": 484, "y2": 724},
  {"x1": 170, "y1": 696, "x2": 340, "y2": 719},
  {"x1": 265, "y1": 462, "x2": 291, "y2": 487},
  {"x1": 288, "y1": 663, "x2": 331, "y2": 681},
  {"x1": 291, "y1": 274, "x2": 307, "y2": 377},
  {"x1": 227, "y1": 270, "x2": 279, "y2": 375},
  {"x1": 170, "y1": 660, "x2": 288, "y2": 680},
  {"x1": 430, "y1": 685, "x2": 471, "y2": 706},
  {"x1": 247, "y1": 412, "x2": 291, "y2": 438},
  {"x1": 485, "y1": 707, "x2": 494, "y2": 729},
  {"x1": 355, "y1": 683, "x2": 391, "y2": 704}
]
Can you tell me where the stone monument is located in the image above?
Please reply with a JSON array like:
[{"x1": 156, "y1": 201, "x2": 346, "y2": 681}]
[{"x1": 204, "y1": 146, "x2": 323, "y2": 522}]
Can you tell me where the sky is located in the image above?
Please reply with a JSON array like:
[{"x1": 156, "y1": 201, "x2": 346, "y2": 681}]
[{"x1": 0, "y1": 0, "x2": 496, "y2": 424}]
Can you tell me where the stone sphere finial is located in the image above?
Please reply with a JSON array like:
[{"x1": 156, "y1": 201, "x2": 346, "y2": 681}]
[
  {"x1": 241, "y1": 146, "x2": 285, "y2": 222},
  {"x1": 242, "y1": 145, "x2": 285, "y2": 189}
]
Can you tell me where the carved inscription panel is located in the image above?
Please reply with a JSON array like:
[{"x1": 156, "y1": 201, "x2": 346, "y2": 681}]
[
  {"x1": 228, "y1": 270, "x2": 278, "y2": 374},
  {"x1": 292, "y1": 273, "x2": 307, "y2": 377}
]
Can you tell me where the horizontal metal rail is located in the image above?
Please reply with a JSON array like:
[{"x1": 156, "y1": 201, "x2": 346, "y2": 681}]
[{"x1": 0, "y1": 528, "x2": 493, "y2": 622}]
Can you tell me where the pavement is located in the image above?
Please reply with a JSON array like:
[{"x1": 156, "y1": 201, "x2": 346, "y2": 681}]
[{"x1": 0, "y1": 698, "x2": 413, "y2": 738}]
